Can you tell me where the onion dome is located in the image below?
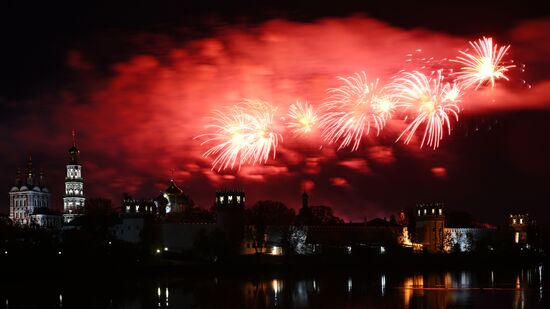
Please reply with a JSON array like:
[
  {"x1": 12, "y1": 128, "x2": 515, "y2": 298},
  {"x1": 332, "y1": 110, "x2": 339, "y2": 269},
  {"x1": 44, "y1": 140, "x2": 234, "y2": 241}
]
[
  {"x1": 14, "y1": 168, "x2": 22, "y2": 187},
  {"x1": 26, "y1": 155, "x2": 34, "y2": 186},
  {"x1": 69, "y1": 130, "x2": 80, "y2": 164},
  {"x1": 155, "y1": 191, "x2": 168, "y2": 205},
  {"x1": 69, "y1": 145, "x2": 80, "y2": 164},
  {"x1": 164, "y1": 179, "x2": 183, "y2": 196}
]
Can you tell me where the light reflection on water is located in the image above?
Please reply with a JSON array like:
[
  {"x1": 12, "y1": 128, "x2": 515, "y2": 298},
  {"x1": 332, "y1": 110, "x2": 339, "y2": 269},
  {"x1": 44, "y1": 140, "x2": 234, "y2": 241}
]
[{"x1": 0, "y1": 266, "x2": 547, "y2": 308}]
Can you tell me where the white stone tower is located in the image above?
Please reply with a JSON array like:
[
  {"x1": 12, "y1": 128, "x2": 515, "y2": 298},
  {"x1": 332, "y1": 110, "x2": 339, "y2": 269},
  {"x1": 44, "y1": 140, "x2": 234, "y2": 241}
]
[{"x1": 63, "y1": 130, "x2": 85, "y2": 223}]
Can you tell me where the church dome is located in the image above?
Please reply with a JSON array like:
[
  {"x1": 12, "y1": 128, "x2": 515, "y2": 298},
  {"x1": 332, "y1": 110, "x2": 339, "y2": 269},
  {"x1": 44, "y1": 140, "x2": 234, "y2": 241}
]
[
  {"x1": 164, "y1": 179, "x2": 183, "y2": 196},
  {"x1": 10, "y1": 186, "x2": 19, "y2": 192},
  {"x1": 155, "y1": 192, "x2": 168, "y2": 205},
  {"x1": 41, "y1": 187, "x2": 49, "y2": 193},
  {"x1": 20, "y1": 185, "x2": 28, "y2": 191},
  {"x1": 33, "y1": 186, "x2": 41, "y2": 192}
]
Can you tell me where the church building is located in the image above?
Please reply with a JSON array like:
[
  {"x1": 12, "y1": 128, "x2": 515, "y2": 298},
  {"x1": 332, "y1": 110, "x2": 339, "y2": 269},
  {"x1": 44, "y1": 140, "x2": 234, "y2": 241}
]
[{"x1": 9, "y1": 155, "x2": 59, "y2": 228}]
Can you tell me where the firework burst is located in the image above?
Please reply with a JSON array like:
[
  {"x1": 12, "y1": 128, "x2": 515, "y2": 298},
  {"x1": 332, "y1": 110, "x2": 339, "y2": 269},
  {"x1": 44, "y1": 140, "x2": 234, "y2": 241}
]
[
  {"x1": 390, "y1": 70, "x2": 461, "y2": 149},
  {"x1": 197, "y1": 99, "x2": 282, "y2": 171},
  {"x1": 451, "y1": 37, "x2": 515, "y2": 90},
  {"x1": 287, "y1": 101, "x2": 318, "y2": 136},
  {"x1": 320, "y1": 72, "x2": 397, "y2": 151}
]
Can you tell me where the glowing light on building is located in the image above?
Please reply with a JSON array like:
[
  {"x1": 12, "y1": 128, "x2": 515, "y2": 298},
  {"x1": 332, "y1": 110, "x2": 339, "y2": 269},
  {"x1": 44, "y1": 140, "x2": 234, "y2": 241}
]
[
  {"x1": 451, "y1": 37, "x2": 515, "y2": 90},
  {"x1": 320, "y1": 72, "x2": 397, "y2": 151},
  {"x1": 515, "y1": 232, "x2": 520, "y2": 244},
  {"x1": 271, "y1": 246, "x2": 283, "y2": 256},
  {"x1": 390, "y1": 70, "x2": 460, "y2": 149}
]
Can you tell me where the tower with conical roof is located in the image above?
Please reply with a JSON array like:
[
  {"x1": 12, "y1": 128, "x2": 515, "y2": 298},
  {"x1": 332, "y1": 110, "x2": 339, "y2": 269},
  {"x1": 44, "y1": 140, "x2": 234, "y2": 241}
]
[{"x1": 63, "y1": 130, "x2": 85, "y2": 223}]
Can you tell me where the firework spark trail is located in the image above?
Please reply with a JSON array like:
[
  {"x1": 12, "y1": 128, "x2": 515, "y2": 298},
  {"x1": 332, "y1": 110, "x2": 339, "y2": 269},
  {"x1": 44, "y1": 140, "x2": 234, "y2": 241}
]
[
  {"x1": 287, "y1": 101, "x2": 318, "y2": 136},
  {"x1": 197, "y1": 99, "x2": 282, "y2": 171},
  {"x1": 451, "y1": 37, "x2": 515, "y2": 90},
  {"x1": 319, "y1": 72, "x2": 398, "y2": 151},
  {"x1": 390, "y1": 70, "x2": 461, "y2": 149}
]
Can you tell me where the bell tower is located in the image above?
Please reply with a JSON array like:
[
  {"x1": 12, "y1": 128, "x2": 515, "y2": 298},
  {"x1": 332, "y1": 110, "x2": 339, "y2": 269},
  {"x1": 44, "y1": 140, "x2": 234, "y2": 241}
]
[
  {"x1": 215, "y1": 189, "x2": 245, "y2": 253},
  {"x1": 415, "y1": 202, "x2": 445, "y2": 253},
  {"x1": 63, "y1": 130, "x2": 85, "y2": 223}
]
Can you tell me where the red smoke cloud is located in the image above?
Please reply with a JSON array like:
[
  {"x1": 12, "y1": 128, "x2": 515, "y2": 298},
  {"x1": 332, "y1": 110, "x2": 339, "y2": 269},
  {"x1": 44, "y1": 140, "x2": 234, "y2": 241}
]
[
  {"x1": 431, "y1": 167, "x2": 447, "y2": 178},
  {"x1": 4, "y1": 16, "x2": 550, "y2": 221}
]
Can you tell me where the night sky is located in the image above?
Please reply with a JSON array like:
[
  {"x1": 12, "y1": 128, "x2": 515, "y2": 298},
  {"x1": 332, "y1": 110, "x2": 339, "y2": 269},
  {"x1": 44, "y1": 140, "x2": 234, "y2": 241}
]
[{"x1": 1, "y1": 1, "x2": 549, "y2": 225}]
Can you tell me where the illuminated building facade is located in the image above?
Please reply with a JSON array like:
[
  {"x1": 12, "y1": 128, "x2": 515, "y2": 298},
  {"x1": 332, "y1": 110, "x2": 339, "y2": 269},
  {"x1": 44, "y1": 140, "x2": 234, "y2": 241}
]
[
  {"x1": 63, "y1": 133, "x2": 85, "y2": 223},
  {"x1": 443, "y1": 227, "x2": 496, "y2": 252},
  {"x1": 119, "y1": 178, "x2": 191, "y2": 216},
  {"x1": 415, "y1": 203, "x2": 445, "y2": 253},
  {"x1": 9, "y1": 156, "x2": 54, "y2": 227},
  {"x1": 121, "y1": 193, "x2": 162, "y2": 216},
  {"x1": 509, "y1": 214, "x2": 530, "y2": 247}
]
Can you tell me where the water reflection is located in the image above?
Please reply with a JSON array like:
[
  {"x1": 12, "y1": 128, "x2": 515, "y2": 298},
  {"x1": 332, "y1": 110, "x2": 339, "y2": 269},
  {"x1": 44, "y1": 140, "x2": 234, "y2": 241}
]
[
  {"x1": 0, "y1": 267, "x2": 547, "y2": 308},
  {"x1": 540, "y1": 265, "x2": 543, "y2": 302},
  {"x1": 156, "y1": 285, "x2": 169, "y2": 308}
]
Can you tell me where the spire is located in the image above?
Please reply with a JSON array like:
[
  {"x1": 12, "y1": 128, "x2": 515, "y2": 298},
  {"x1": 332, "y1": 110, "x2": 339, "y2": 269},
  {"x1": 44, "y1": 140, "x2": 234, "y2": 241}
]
[
  {"x1": 68, "y1": 130, "x2": 80, "y2": 164},
  {"x1": 15, "y1": 168, "x2": 22, "y2": 186},
  {"x1": 26, "y1": 154, "x2": 34, "y2": 186},
  {"x1": 39, "y1": 169, "x2": 45, "y2": 187},
  {"x1": 302, "y1": 191, "x2": 309, "y2": 209}
]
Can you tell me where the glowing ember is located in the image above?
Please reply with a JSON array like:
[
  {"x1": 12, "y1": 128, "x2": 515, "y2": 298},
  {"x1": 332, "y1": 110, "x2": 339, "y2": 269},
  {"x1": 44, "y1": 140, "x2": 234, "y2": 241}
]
[
  {"x1": 451, "y1": 37, "x2": 515, "y2": 90},
  {"x1": 390, "y1": 70, "x2": 461, "y2": 149},
  {"x1": 320, "y1": 72, "x2": 397, "y2": 151},
  {"x1": 197, "y1": 99, "x2": 282, "y2": 171},
  {"x1": 287, "y1": 101, "x2": 318, "y2": 135}
]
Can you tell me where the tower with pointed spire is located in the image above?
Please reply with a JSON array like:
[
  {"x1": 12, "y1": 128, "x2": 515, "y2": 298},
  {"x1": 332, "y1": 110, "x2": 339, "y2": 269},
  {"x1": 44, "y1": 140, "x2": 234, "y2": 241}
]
[
  {"x1": 63, "y1": 130, "x2": 85, "y2": 223},
  {"x1": 9, "y1": 155, "x2": 53, "y2": 226},
  {"x1": 296, "y1": 190, "x2": 315, "y2": 225}
]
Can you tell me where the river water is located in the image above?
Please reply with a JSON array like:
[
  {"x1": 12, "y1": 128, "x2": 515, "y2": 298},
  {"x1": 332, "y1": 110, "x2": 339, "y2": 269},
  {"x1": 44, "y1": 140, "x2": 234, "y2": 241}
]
[{"x1": 0, "y1": 266, "x2": 546, "y2": 308}]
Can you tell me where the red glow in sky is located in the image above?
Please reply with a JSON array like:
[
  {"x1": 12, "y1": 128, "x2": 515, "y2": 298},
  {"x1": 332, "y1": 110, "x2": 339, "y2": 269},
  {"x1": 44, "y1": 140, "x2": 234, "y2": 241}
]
[{"x1": 2, "y1": 16, "x2": 550, "y2": 222}]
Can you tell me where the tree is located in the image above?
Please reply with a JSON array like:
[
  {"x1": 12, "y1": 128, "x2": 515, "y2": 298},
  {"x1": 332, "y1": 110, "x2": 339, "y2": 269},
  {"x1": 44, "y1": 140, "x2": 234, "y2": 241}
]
[
  {"x1": 245, "y1": 200, "x2": 295, "y2": 254},
  {"x1": 309, "y1": 205, "x2": 344, "y2": 225},
  {"x1": 295, "y1": 204, "x2": 343, "y2": 226},
  {"x1": 194, "y1": 228, "x2": 228, "y2": 261},
  {"x1": 65, "y1": 198, "x2": 118, "y2": 248}
]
